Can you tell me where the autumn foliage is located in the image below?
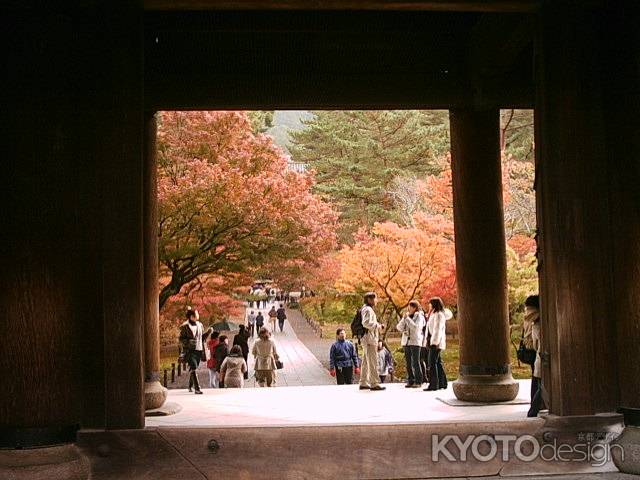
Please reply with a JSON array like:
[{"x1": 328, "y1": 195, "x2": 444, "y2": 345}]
[
  {"x1": 157, "y1": 111, "x2": 336, "y2": 337},
  {"x1": 158, "y1": 109, "x2": 538, "y2": 342}
]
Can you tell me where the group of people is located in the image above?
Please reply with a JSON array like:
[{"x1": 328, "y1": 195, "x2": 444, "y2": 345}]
[
  {"x1": 246, "y1": 304, "x2": 287, "y2": 337},
  {"x1": 178, "y1": 306, "x2": 283, "y2": 394},
  {"x1": 328, "y1": 292, "x2": 452, "y2": 392},
  {"x1": 179, "y1": 292, "x2": 544, "y2": 417}
]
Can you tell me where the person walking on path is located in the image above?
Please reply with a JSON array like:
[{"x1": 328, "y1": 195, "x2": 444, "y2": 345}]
[
  {"x1": 276, "y1": 304, "x2": 287, "y2": 332},
  {"x1": 219, "y1": 345, "x2": 248, "y2": 388},
  {"x1": 376, "y1": 341, "x2": 394, "y2": 383},
  {"x1": 359, "y1": 292, "x2": 386, "y2": 391},
  {"x1": 233, "y1": 325, "x2": 251, "y2": 380},
  {"x1": 252, "y1": 327, "x2": 280, "y2": 387},
  {"x1": 255, "y1": 311, "x2": 265, "y2": 335},
  {"x1": 329, "y1": 328, "x2": 360, "y2": 385},
  {"x1": 206, "y1": 331, "x2": 220, "y2": 388},
  {"x1": 247, "y1": 310, "x2": 257, "y2": 338},
  {"x1": 214, "y1": 335, "x2": 230, "y2": 388},
  {"x1": 424, "y1": 297, "x2": 450, "y2": 391},
  {"x1": 268, "y1": 305, "x2": 278, "y2": 333},
  {"x1": 396, "y1": 300, "x2": 426, "y2": 388},
  {"x1": 179, "y1": 308, "x2": 213, "y2": 395}
]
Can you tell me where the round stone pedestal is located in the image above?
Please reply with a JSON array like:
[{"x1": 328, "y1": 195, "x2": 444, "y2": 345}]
[
  {"x1": 453, "y1": 372, "x2": 519, "y2": 402},
  {"x1": 144, "y1": 380, "x2": 168, "y2": 410},
  {"x1": 0, "y1": 444, "x2": 90, "y2": 480},
  {"x1": 613, "y1": 425, "x2": 640, "y2": 474}
]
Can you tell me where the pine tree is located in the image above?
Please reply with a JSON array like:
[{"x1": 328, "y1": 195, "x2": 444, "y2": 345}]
[{"x1": 290, "y1": 110, "x2": 449, "y2": 242}]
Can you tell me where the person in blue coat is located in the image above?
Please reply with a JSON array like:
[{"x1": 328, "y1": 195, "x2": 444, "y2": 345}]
[{"x1": 329, "y1": 328, "x2": 360, "y2": 385}]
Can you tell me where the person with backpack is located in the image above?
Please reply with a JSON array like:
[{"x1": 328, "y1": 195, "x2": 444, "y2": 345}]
[
  {"x1": 329, "y1": 328, "x2": 360, "y2": 385},
  {"x1": 276, "y1": 304, "x2": 287, "y2": 332},
  {"x1": 354, "y1": 292, "x2": 386, "y2": 391},
  {"x1": 396, "y1": 300, "x2": 426, "y2": 388}
]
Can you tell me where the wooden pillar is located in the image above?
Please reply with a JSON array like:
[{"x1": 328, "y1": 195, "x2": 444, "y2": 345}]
[
  {"x1": 143, "y1": 111, "x2": 167, "y2": 410},
  {"x1": 449, "y1": 108, "x2": 518, "y2": 402},
  {"x1": 0, "y1": 12, "x2": 83, "y2": 444},
  {"x1": 99, "y1": 8, "x2": 146, "y2": 429},
  {"x1": 535, "y1": 3, "x2": 621, "y2": 416}
]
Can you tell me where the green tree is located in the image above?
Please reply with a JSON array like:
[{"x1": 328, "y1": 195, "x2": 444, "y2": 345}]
[
  {"x1": 247, "y1": 110, "x2": 274, "y2": 134},
  {"x1": 290, "y1": 110, "x2": 449, "y2": 242}
]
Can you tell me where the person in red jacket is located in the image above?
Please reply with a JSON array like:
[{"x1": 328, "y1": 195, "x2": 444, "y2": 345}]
[{"x1": 206, "y1": 331, "x2": 220, "y2": 388}]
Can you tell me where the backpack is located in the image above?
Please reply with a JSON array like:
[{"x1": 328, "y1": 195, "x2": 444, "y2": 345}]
[{"x1": 350, "y1": 307, "x2": 368, "y2": 338}]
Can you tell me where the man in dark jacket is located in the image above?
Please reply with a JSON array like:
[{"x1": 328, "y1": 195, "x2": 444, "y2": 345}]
[
  {"x1": 329, "y1": 328, "x2": 360, "y2": 385},
  {"x1": 255, "y1": 311, "x2": 265, "y2": 333},
  {"x1": 233, "y1": 326, "x2": 250, "y2": 379},
  {"x1": 276, "y1": 304, "x2": 287, "y2": 332},
  {"x1": 214, "y1": 335, "x2": 229, "y2": 387}
]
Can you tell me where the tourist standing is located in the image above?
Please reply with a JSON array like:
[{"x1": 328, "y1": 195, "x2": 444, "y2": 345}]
[
  {"x1": 247, "y1": 310, "x2": 257, "y2": 337},
  {"x1": 359, "y1": 292, "x2": 386, "y2": 391},
  {"x1": 424, "y1": 297, "x2": 449, "y2": 391},
  {"x1": 329, "y1": 328, "x2": 360, "y2": 385},
  {"x1": 252, "y1": 327, "x2": 280, "y2": 387},
  {"x1": 219, "y1": 345, "x2": 248, "y2": 388},
  {"x1": 526, "y1": 295, "x2": 544, "y2": 417},
  {"x1": 179, "y1": 308, "x2": 213, "y2": 395},
  {"x1": 233, "y1": 325, "x2": 251, "y2": 379},
  {"x1": 206, "y1": 331, "x2": 220, "y2": 388},
  {"x1": 214, "y1": 335, "x2": 229, "y2": 388},
  {"x1": 376, "y1": 341, "x2": 394, "y2": 383},
  {"x1": 396, "y1": 300, "x2": 426, "y2": 388},
  {"x1": 276, "y1": 304, "x2": 287, "y2": 332},
  {"x1": 268, "y1": 305, "x2": 278, "y2": 333}
]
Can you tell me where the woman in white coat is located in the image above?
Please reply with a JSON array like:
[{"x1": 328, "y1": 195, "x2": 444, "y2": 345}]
[
  {"x1": 396, "y1": 300, "x2": 426, "y2": 387},
  {"x1": 424, "y1": 297, "x2": 451, "y2": 391}
]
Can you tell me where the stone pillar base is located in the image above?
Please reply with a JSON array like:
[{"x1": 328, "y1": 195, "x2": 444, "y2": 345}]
[
  {"x1": 0, "y1": 444, "x2": 90, "y2": 480},
  {"x1": 144, "y1": 380, "x2": 168, "y2": 410},
  {"x1": 613, "y1": 425, "x2": 640, "y2": 474},
  {"x1": 453, "y1": 373, "x2": 519, "y2": 402}
]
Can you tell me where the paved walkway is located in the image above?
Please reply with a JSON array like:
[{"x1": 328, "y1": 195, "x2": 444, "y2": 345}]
[
  {"x1": 285, "y1": 306, "x2": 337, "y2": 370},
  {"x1": 243, "y1": 302, "x2": 334, "y2": 387},
  {"x1": 171, "y1": 300, "x2": 334, "y2": 390},
  {"x1": 147, "y1": 379, "x2": 532, "y2": 427}
]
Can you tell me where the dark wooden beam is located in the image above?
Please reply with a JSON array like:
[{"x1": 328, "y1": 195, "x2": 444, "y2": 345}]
[{"x1": 144, "y1": 0, "x2": 541, "y2": 13}]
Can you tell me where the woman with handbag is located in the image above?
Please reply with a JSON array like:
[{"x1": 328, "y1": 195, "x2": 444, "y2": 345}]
[
  {"x1": 252, "y1": 326, "x2": 281, "y2": 387},
  {"x1": 178, "y1": 308, "x2": 213, "y2": 395}
]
